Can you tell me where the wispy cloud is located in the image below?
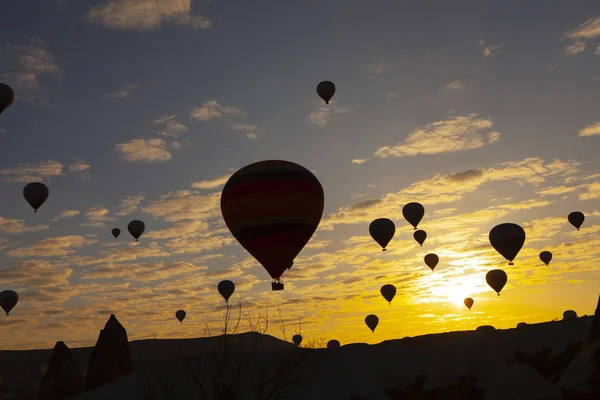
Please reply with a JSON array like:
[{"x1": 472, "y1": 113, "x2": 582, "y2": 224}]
[
  {"x1": 307, "y1": 100, "x2": 351, "y2": 127},
  {"x1": 105, "y1": 84, "x2": 139, "y2": 99},
  {"x1": 0, "y1": 217, "x2": 48, "y2": 234},
  {"x1": 153, "y1": 114, "x2": 189, "y2": 137},
  {"x1": 52, "y1": 210, "x2": 80, "y2": 222},
  {"x1": 87, "y1": 0, "x2": 212, "y2": 31},
  {"x1": 0, "y1": 160, "x2": 63, "y2": 182},
  {"x1": 116, "y1": 138, "x2": 173, "y2": 163},
  {"x1": 191, "y1": 174, "x2": 232, "y2": 190},
  {"x1": 446, "y1": 80, "x2": 465, "y2": 90},
  {"x1": 564, "y1": 41, "x2": 588, "y2": 55},
  {"x1": 6, "y1": 235, "x2": 96, "y2": 258},
  {"x1": 115, "y1": 195, "x2": 146, "y2": 216},
  {"x1": 480, "y1": 40, "x2": 502, "y2": 57},
  {"x1": 190, "y1": 100, "x2": 246, "y2": 121},
  {"x1": 82, "y1": 206, "x2": 115, "y2": 228},
  {"x1": 361, "y1": 62, "x2": 391, "y2": 78},
  {"x1": 354, "y1": 113, "x2": 500, "y2": 164},
  {"x1": 229, "y1": 123, "x2": 264, "y2": 139},
  {"x1": 68, "y1": 160, "x2": 91, "y2": 172},
  {"x1": 566, "y1": 16, "x2": 600, "y2": 40},
  {"x1": 578, "y1": 121, "x2": 600, "y2": 137},
  {"x1": 0, "y1": 38, "x2": 61, "y2": 104}
]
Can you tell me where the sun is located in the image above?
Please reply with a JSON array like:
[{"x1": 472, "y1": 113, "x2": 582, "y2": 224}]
[{"x1": 443, "y1": 275, "x2": 484, "y2": 308}]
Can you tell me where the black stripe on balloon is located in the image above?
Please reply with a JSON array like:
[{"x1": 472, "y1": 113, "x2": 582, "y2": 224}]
[
  {"x1": 233, "y1": 222, "x2": 317, "y2": 241},
  {"x1": 225, "y1": 169, "x2": 321, "y2": 188}
]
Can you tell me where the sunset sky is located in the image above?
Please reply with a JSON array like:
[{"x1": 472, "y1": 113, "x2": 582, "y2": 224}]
[{"x1": 1, "y1": 1, "x2": 600, "y2": 350}]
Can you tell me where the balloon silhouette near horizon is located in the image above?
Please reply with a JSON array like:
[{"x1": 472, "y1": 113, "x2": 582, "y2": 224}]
[
  {"x1": 464, "y1": 297, "x2": 474, "y2": 311},
  {"x1": 0, "y1": 290, "x2": 19, "y2": 315},
  {"x1": 424, "y1": 253, "x2": 439, "y2": 271},
  {"x1": 413, "y1": 229, "x2": 427, "y2": 247},
  {"x1": 369, "y1": 218, "x2": 395, "y2": 251},
  {"x1": 175, "y1": 310, "x2": 186, "y2": 323},
  {"x1": 402, "y1": 202, "x2": 424, "y2": 230},
  {"x1": 365, "y1": 314, "x2": 379, "y2": 333},
  {"x1": 218, "y1": 280, "x2": 235, "y2": 303},
  {"x1": 486, "y1": 269, "x2": 508, "y2": 296},
  {"x1": 317, "y1": 81, "x2": 335, "y2": 104},
  {"x1": 539, "y1": 251, "x2": 553, "y2": 266},
  {"x1": 380, "y1": 284, "x2": 396, "y2": 305},
  {"x1": 327, "y1": 339, "x2": 340, "y2": 349},
  {"x1": 568, "y1": 211, "x2": 585, "y2": 231},
  {"x1": 292, "y1": 334, "x2": 303, "y2": 346},
  {"x1": 0, "y1": 83, "x2": 14, "y2": 116},
  {"x1": 489, "y1": 223, "x2": 525, "y2": 265},
  {"x1": 23, "y1": 182, "x2": 49, "y2": 213},
  {"x1": 111, "y1": 228, "x2": 121, "y2": 239},
  {"x1": 127, "y1": 220, "x2": 145, "y2": 241},
  {"x1": 220, "y1": 160, "x2": 324, "y2": 291}
]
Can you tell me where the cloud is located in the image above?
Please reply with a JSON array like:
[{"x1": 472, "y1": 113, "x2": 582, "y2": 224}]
[
  {"x1": 229, "y1": 123, "x2": 264, "y2": 139},
  {"x1": 116, "y1": 195, "x2": 146, "y2": 216},
  {"x1": 6, "y1": 235, "x2": 96, "y2": 258},
  {"x1": 52, "y1": 210, "x2": 80, "y2": 221},
  {"x1": 481, "y1": 41, "x2": 502, "y2": 57},
  {"x1": 0, "y1": 38, "x2": 61, "y2": 104},
  {"x1": 154, "y1": 115, "x2": 189, "y2": 137},
  {"x1": 0, "y1": 160, "x2": 63, "y2": 182},
  {"x1": 189, "y1": 100, "x2": 246, "y2": 121},
  {"x1": 564, "y1": 41, "x2": 588, "y2": 55},
  {"x1": 105, "y1": 84, "x2": 139, "y2": 99},
  {"x1": 116, "y1": 138, "x2": 173, "y2": 163},
  {"x1": 0, "y1": 216, "x2": 49, "y2": 234},
  {"x1": 141, "y1": 190, "x2": 220, "y2": 223},
  {"x1": 191, "y1": 174, "x2": 232, "y2": 190},
  {"x1": 578, "y1": 121, "x2": 600, "y2": 137},
  {"x1": 68, "y1": 160, "x2": 91, "y2": 172},
  {"x1": 87, "y1": 0, "x2": 212, "y2": 31},
  {"x1": 566, "y1": 16, "x2": 600, "y2": 40},
  {"x1": 307, "y1": 100, "x2": 351, "y2": 127},
  {"x1": 446, "y1": 80, "x2": 465, "y2": 90},
  {"x1": 361, "y1": 62, "x2": 391, "y2": 78},
  {"x1": 355, "y1": 113, "x2": 499, "y2": 163},
  {"x1": 82, "y1": 206, "x2": 115, "y2": 228},
  {"x1": 595, "y1": 46, "x2": 600, "y2": 56}
]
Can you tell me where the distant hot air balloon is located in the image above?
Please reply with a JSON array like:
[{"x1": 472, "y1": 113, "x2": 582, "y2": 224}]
[
  {"x1": 220, "y1": 160, "x2": 324, "y2": 291},
  {"x1": 516, "y1": 322, "x2": 528, "y2": 328},
  {"x1": 23, "y1": 182, "x2": 49, "y2": 213},
  {"x1": 218, "y1": 280, "x2": 235, "y2": 303},
  {"x1": 292, "y1": 334, "x2": 303, "y2": 346},
  {"x1": 111, "y1": 228, "x2": 121, "y2": 239},
  {"x1": 413, "y1": 230, "x2": 427, "y2": 247},
  {"x1": 327, "y1": 339, "x2": 340, "y2": 349},
  {"x1": 539, "y1": 251, "x2": 552, "y2": 266},
  {"x1": 175, "y1": 310, "x2": 186, "y2": 323},
  {"x1": 365, "y1": 314, "x2": 379, "y2": 333},
  {"x1": 464, "y1": 297, "x2": 474, "y2": 311},
  {"x1": 0, "y1": 290, "x2": 19, "y2": 315},
  {"x1": 489, "y1": 223, "x2": 525, "y2": 265},
  {"x1": 369, "y1": 218, "x2": 395, "y2": 251},
  {"x1": 0, "y1": 83, "x2": 14, "y2": 115},
  {"x1": 317, "y1": 81, "x2": 336, "y2": 104},
  {"x1": 380, "y1": 284, "x2": 396, "y2": 305},
  {"x1": 402, "y1": 202, "x2": 424, "y2": 230},
  {"x1": 568, "y1": 211, "x2": 585, "y2": 231},
  {"x1": 563, "y1": 310, "x2": 577, "y2": 321},
  {"x1": 127, "y1": 220, "x2": 145, "y2": 241},
  {"x1": 424, "y1": 253, "x2": 439, "y2": 271},
  {"x1": 486, "y1": 269, "x2": 508, "y2": 296}
]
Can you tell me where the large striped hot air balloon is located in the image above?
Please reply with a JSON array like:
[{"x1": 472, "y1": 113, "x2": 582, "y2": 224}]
[{"x1": 220, "y1": 160, "x2": 325, "y2": 290}]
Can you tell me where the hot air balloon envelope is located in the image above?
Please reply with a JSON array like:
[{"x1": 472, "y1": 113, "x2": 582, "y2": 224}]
[
  {"x1": 218, "y1": 280, "x2": 235, "y2": 302},
  {"x1": 292, "y1": 334, "x2": 302, "y2": 346},
  {"x1": 327, "y1": 339, "x2": 340, "y2": 349},
  {"x1": 380, "y1": 284, "x2": 396, "y2": 304},
  {"x1": 464, "y1": 297, "x2": 474, "y2": 310},
  {"x1": 0, "y1": 83, "x2": 14, "y2": 115},
  {"x1": 539, "y1": 251, "x2": 552, "y2": 266},
  {"x1": 369, "y1": 218, "x2": 395, "y2": 251},
  {"x1": 111, "y1": 228, "x2": 121, "y2": 239},
  {"x1": 489, "y1": 223, "x2": 525, "y2": 265},
  {"x1": 568, "y1": 212, "x2": 584, "y2": 231},
  {"x1": 413, "y1": 230, "x2": 427, "y2": 246},
  {"x1": 486, "y1": 269, "x2": 508, "y2": 295},
  {"x1": 128, "y1": 220, "x2": 145, "y2": 241},
  {"x1": 0, "y1": 290, "x2": 19, "y2": 315},
  {"x1": 365, "y1": 314, "x2": 379, "y2": 333},
  {"x1": 23, "y1": 182, "x2": 49, "y2": 212},
  {"x1": 175, "y1": 310, "x2": 186, "y2": 323},
  {"x1": 317, "y1": 81, "x2": 335, "y2": 104},
  {"x1": 402, "y1": 202, "x2": 424, "y2": 230},
  {"x1": 424, "y1": 253, "x2": 439, "y2": 271}
]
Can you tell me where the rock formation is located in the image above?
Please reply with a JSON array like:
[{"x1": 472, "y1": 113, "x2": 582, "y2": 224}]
[
  {"x1": 84, "y1": 314, "x2": 133, "y2": 392},
  {"x1": 589, "y1": 295, "x2": 600, "y2": 343},
  {"x1": 37, "y1": 341, "x2": 84, "y2": 400}
]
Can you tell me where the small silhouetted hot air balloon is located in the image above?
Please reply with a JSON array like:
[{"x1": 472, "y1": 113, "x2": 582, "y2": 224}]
[
  {"x1": 292, "y1": 334, "x2": 303, "y2": 346},
  {"x1": 563, "y1": 310, "x2": 577, "y2": 321},
  {"x1": 0, "y1": 290, "x2": 19, "y2": 315},
  {"x1": 464, "y1": 297, "x2": 474, "y2": 311},
  {"x1": 369, "y1": 218, "x2": 395, "y2": 251},
  {"x1": 127, "y1": 220, "x2": 145, "y2": 241},
  {"x1": 489, "y1": 223, "x2": 525, "y2": 265},
  {"x1": 175, "y1": 310, "x2": 186, "y2": 323},
  {"x1": 221, "y1": 160, "x2": 324, "y2": 291},
  {"x1": 568, "y1": 211, "x2": 584, "y2": 231},
  {"x1": 23, "y1": 182, "x2": 49, "y2": 213},
  {"x1": 327, "y1": 339, "x2": 340, "y2": 349},
  {"x1": 317, "y1": 81, "x2": 335, "y2": 104},
  {"x1": 517, "y1": 322, "x2": 528, "y2": 328},
  {"x1": 539, "y1": 251, "x2": 552, "y2": 266},
  {"x1": 218, "y1": 280, "x2": 235, "y2": 303},
  {"x1": 111, "y1": 228, "x2": 121, "y2": 239},
  {"x1": 486, "y1": 269, "x2": 508, "y2": 296},
  {"x1": 0, "y1": 83, "x2": 14, "y2": 115},
  {"x1": 380, "y1": 284, "x2": 396, "y2": 305},
  {"x1": 424, "y1": 253, "x2": 439, "y2": 271},
  {"x1": 402, "y1": 202, "x2": 424, "y2": 230},
  {"x1": 413, "y1": 230, "x2": 427, "y2": 247},
  {"x1": 365, "y1": 314, "x2": 379, "y2": 333}
]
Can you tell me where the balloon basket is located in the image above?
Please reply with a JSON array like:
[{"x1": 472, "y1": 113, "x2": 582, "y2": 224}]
[{"x1": 271, "y1": 281, "x2": 284, "y2": 291}]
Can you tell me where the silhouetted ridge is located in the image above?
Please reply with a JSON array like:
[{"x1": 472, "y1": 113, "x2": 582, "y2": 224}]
[
  {"x1": 37, "y1": 341, "x2": 84, "y2": 400},
  {"x1": 590, "y1": 295, "x2": 600, "y2": 343}
]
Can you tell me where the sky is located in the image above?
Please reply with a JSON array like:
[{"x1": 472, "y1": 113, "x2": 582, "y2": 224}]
[{"x1": 0, "y1": 0, "x2": 600, "y2": 350}]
